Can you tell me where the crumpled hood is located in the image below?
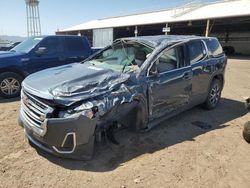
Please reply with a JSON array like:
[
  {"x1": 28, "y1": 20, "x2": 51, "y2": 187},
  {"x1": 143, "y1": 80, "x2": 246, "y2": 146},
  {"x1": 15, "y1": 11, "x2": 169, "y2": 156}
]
[{"x1": 23, "y1": 63, "x2": 130, "y2": 105}]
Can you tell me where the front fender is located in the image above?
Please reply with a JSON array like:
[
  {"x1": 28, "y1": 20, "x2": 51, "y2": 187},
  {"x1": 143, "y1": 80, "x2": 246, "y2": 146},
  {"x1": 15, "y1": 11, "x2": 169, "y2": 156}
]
[{"x1": 0, "y1": 57, "x2": 28, "y2": 77}]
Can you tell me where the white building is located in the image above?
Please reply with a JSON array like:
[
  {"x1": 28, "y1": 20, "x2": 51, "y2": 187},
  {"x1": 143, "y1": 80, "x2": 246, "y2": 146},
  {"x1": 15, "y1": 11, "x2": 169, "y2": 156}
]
[{"x1": 57, "y1": 0, "x2": 250, "y2": 55}]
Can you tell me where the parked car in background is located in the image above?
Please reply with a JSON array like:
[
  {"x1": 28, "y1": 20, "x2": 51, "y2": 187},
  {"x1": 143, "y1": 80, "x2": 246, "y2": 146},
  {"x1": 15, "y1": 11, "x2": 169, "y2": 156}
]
[
  {"x1": 0, "y1": 42, "x2": 22, "y2": 51},
  {"x1": 0, "y1": 35, "x2": 96, "y2": 98},
  {"x1": 18, "y1": 35, "x2": 227, "y2": 159},
  {"x1": 223, "y1": 46, "x2": 235, "y2": 56}
]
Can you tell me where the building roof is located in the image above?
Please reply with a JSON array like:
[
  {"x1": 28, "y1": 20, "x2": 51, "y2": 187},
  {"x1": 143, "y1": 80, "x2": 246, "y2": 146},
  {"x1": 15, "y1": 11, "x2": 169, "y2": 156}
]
[{"x1": 60, "y1": 0, "x2": 250, "y2": 32}]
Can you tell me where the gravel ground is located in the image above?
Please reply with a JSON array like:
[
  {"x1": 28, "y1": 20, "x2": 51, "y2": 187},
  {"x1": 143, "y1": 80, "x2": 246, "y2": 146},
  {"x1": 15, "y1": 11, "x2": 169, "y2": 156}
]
[{"x1": 0, "y1": 58, "x2": 250, "y2": 188}]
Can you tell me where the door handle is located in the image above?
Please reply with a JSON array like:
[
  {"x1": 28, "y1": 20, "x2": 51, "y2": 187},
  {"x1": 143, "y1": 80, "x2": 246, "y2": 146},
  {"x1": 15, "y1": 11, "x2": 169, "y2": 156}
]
[{"x1": 59, "y1": 56, "x2": 66, "y2": 61}]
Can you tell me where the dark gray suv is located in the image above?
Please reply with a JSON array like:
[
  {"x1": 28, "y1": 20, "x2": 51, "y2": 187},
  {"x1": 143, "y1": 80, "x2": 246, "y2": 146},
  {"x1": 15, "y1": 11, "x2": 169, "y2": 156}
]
[{"x1": 18, "y1": 35, "x2": 227, "y2": 159}]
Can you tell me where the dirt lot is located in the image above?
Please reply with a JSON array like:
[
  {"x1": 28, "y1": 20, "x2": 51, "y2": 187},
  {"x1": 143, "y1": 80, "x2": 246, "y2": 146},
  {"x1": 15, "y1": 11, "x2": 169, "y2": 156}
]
[{"x1": 0, "y1": 58, "x2": 250, "y2": 188}]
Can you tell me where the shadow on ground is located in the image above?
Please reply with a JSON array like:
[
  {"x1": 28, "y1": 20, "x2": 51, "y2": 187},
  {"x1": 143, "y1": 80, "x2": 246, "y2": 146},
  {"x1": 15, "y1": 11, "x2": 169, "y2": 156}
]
[
  {"x1": 34, "y1": 98, "x2": 247, "y2": 172},
  {"x1": 0, "y1": 96, "x2": 20, "y2": 103},
  {"x1": 228, "y1": 56, "x2": 250, "y2": 60}
]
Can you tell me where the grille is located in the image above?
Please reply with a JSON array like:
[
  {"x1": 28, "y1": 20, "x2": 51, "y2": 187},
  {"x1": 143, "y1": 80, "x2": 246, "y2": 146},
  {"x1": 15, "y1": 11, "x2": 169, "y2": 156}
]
[{"x1": 20, "y1": 90, "x2": 54, "y2": 136}]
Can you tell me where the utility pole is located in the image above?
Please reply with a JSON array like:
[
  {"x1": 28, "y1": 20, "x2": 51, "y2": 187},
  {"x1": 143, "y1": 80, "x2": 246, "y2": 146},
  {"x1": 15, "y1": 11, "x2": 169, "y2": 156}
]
[{"x1": 205, "y1": 19, "x2": 210, "y2": 37}]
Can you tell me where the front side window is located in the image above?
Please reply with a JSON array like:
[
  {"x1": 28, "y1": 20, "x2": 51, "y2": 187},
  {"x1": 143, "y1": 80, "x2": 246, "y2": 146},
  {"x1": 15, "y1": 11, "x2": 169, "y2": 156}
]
[
  {"x1": 85, "y1": 40, "x2": 153, "y2": 73},
  {"x1": 151, "y1": 45, "x2": 185, "y2": 74},
  {"x1": 11, "y1": 37, "x2": 44, "y2": 53},
  {"x1": 188, "y1": 41, "x2": 207, "y2": 64}
]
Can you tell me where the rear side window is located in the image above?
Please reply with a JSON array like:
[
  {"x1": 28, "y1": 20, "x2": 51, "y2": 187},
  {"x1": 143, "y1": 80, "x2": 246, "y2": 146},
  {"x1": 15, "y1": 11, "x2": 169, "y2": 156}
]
[
  {"x1": 188, "y1": 41, "x2": 206, "y2": 64},
  {"x1": 65, "y1": 37, "x2": 85, "y2": 53},
  {"x1": 205, "y1": 38, "x2": 223, "y2": 57}
]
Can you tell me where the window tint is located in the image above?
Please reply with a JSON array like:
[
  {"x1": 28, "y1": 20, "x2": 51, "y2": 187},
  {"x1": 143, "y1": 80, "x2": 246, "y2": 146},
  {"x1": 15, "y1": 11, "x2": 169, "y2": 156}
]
[
  {"x1": 39, "y1": 38, "x2": 63, "y2": 55},
  {"x1": 65, "y1": 37, "x2": 85, "y2": 53},
  {"x1": 188, "y1": 41, "x2": 206, "y2": 64},
  {"x1": 154, "y1": 45, "x2": 185, "y2": 74},
  {"x1": 205, "y1": 38, "x2": 223, "y2": 57}
]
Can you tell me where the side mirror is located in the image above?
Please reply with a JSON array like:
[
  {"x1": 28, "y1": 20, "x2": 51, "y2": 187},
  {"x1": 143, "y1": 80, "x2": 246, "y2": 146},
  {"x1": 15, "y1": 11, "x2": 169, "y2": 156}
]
[
  {"x1": 149, "y1": 69, "x2": 158, "y2": 77},
  {"x1": 149, "y1": 64, "x2": 159, "y2": 77},
  {"x1": 35, "y1": 47, "x2": 47, "y2": 56}
]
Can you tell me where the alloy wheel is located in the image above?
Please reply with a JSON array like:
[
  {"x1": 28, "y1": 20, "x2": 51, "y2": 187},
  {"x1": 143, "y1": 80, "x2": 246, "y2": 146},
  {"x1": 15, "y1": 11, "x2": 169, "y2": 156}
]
[
  {"x1": 209, "y1": 83, "x2": 220, "y2": 106},
  {"x1": 0, "y1": 77, "x2": 20, "y2": 95}
]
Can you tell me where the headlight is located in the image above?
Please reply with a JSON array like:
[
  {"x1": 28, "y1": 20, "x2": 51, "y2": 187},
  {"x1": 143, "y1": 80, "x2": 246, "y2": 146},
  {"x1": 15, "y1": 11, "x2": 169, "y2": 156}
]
[
  {"x1": 58, "y1": 102, "x2": 98, "y2": 119},
  {"x1": 74, "y1": 101, "x2": 93, "y2": 111},
  {"x1": 81, "y1": 109, "x2": 94, "y2": 119}
]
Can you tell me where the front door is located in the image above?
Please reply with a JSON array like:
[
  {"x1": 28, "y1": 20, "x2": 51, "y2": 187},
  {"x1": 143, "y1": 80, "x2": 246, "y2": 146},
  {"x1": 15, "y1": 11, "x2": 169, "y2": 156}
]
[
  {"x1": 27, "y1": 37, "x2": 65, "y2": 74},
  {"x1": 147, "y1": 44, "x2": 192, "y2": 120}
]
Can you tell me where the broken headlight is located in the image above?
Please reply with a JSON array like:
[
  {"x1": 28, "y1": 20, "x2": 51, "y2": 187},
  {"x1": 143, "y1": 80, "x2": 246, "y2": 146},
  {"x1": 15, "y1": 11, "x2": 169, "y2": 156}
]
[{"x1": 58, "y1": 102, "x2": 98, "y2": 119}]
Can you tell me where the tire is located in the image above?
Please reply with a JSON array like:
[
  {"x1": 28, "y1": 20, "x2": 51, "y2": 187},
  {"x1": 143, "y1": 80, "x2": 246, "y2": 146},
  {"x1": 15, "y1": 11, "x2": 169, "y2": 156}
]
[
  {"x1": 223, "y1": 46, "x2": 235, "y2": 56},
  {"x1": 203, "y1": 79, "x2": 222, "y2": 110},
  {"x1": 243, "y1": 121, "x2": 250, "y2": 143},
  {"x1": 0, "y1": 72, "x2": 23, "y2": 98}
]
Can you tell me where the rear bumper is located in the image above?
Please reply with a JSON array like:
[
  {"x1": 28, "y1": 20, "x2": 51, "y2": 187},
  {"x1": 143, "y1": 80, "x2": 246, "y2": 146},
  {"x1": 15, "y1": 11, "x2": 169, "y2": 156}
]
[{"x1": 19, "y1": 112, "x2": 97, "y2": 160}]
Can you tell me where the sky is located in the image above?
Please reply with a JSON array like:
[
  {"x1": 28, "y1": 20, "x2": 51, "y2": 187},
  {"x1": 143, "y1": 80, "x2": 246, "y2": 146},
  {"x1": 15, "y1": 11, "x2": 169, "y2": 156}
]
[{"x1": 0, "y1": 0, "x2": 213, "y2": 37}]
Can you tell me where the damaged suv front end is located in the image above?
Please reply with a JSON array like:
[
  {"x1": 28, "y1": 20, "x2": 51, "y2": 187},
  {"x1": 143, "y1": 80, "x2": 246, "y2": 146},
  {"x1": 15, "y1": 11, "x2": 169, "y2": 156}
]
[
  {"x1": 20, "y1": 89, "x2": 97, "y2": 159},
  {"x1": 18, "y1": 38, "x2": 153, "y2": 159}
]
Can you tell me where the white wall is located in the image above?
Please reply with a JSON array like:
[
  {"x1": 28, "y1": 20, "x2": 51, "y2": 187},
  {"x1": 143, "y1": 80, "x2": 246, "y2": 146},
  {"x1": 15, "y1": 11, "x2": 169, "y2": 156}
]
[
  {"x1": 93, "y1": 28, "x2": 113, "y2": 48},
  {"x1": 211, "y1": 32, "x2": 250, "y2": 55}
]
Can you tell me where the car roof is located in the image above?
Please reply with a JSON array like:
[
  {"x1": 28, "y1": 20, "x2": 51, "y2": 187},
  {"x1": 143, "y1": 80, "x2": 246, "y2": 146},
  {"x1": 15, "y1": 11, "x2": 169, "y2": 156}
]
[
  {"x1": 29, "y1": 35, "x2": 84, "y2": 39},
  {"x1": 117, "y1": 35, "x2": 210, "y2": 48}
]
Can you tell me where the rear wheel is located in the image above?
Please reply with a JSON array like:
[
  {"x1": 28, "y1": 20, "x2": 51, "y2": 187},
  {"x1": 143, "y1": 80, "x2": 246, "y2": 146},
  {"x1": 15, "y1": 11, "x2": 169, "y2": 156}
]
[
  {"x1": 0, "y1": 72, "x2": 23, "y2": 98},
  {"x1": 203, "y1": 79, "x2": 222, "y2": 110}
]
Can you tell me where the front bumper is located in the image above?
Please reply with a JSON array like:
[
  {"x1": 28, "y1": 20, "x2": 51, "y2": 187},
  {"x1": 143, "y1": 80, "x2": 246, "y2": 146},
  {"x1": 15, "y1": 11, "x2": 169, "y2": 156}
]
[{"x1": 19, "y1": 112, "x2": 97, "y2": 160}]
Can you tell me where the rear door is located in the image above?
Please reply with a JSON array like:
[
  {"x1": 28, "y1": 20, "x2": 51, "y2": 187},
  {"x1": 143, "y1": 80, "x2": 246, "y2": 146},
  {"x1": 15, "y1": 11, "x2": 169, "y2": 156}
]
[
  {"x1": 187, "y1": 40, "x2": 210, "y2": 103},
  {"x1": 27, "y1": 37, "x2": 65, "y2": 74},
  {"x1": 147, "y1": 44, "x2": 192, "y2": 119},
  {"x1": 64, "y1": 37, "x2": 89, "y2": 64}
]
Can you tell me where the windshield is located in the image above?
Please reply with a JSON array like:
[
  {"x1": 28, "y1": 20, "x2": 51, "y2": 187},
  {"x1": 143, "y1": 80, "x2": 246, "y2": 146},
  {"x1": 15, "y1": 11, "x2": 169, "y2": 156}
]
[
  {"x1": 85, "y1": 40, "x2": 153, "y2": 73},
  {"x1": 11, "y1": 37, "x2": 43, "y2": 53}
]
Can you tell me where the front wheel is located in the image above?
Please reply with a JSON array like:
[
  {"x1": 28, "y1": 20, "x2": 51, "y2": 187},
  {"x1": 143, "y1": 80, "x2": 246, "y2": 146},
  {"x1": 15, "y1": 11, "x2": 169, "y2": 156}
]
[
  {"x1": 0, "y1": 72, "x2": 23, "y2": 98},
  {"x1": 203, "y1": 79, "x2": 222, "y2": 110}
]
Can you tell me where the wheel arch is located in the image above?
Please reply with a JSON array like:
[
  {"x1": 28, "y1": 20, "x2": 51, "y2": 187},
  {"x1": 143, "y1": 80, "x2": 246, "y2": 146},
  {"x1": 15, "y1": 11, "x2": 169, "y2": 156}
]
[
  {"x1": 99, "y1": 97, "x2": 149, "y2": 131},
  {"x1": 206, "y1": 73, "x2": 224, "y2": 94},
  {"x1": 0, "y1": 68, "x2": 26, "y2": 79},
  {"x1": 213, "y1": 74, "x2": 224, "y2": 87}
]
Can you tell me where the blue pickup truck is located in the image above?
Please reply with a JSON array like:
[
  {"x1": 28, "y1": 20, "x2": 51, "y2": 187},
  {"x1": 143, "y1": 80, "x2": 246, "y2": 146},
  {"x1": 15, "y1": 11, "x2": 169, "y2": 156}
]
[{"x1": 0, "y1": 35, "x2": 95, "y2": 98}]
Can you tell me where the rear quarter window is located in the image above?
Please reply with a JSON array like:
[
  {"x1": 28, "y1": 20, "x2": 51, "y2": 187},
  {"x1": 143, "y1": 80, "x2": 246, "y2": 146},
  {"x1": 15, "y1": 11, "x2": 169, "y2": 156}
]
[
  {"x1": 188, "y1": 40, "x2": 207, "y2": 64},
  {"x1": 205, "y1": 38, "x2": 223, "y2": 57},
  {"x1": 65, "y1": 37, "x2": 85, "y2": 53}
]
